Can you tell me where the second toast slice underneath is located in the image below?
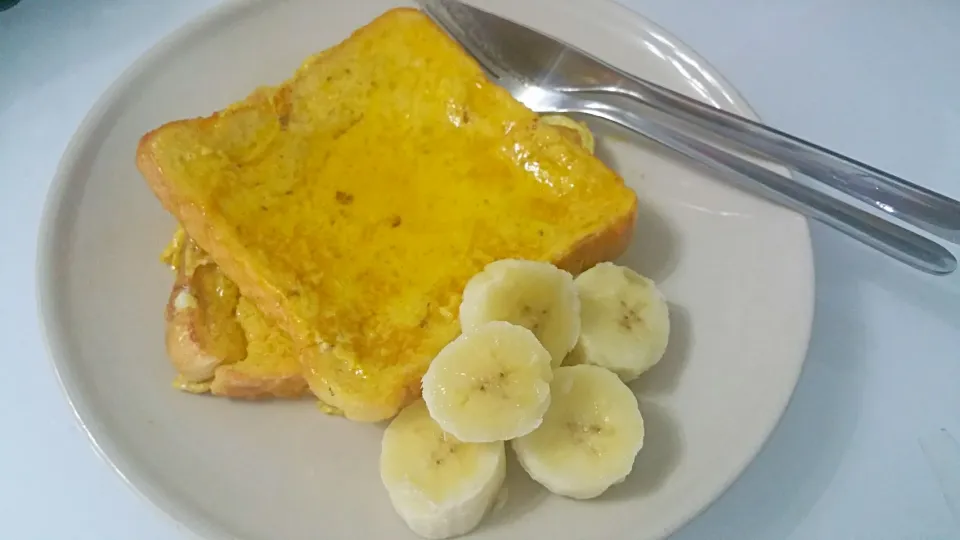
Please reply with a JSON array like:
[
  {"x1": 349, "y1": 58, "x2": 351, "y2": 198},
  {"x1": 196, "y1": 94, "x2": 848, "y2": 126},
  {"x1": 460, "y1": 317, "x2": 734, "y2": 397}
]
[{"x1": 137, "y1": 8, "x2": 638, "y2": 421}]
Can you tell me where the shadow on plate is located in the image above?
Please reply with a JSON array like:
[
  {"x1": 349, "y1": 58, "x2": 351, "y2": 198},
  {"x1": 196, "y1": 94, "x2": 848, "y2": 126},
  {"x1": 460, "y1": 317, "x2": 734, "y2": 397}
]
[
  {"x1": 615, "y1": 197, "x2": 681, "y2": 284},
  {"x1": 591, "y1": 118, "x2": 623, "y2": 171},
  {"x1": 670, "y1": 224, "x2": 869, "y2": 540},
  {"x1": 592, "y1": 122, "x2": 682, "y2": 283},
  {"x1": 632, "y1": 302, "x2": 691, "y2": 397},
  {"x1": 484, "y1": 449, "x2": 549, "y2": 530},
  {"x1": 603, "y1": 400, "x2": 683, "y2": 501}
]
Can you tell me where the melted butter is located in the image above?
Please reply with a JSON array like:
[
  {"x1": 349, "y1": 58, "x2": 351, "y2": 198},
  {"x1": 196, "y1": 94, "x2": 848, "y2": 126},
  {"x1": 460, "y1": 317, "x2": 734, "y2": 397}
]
[
  {"x1": 148, "y1": 10, "x2": 635, "y2": 397},
  {"x1": 191, "y1": 265, "x2": 246, "y2": 365}
]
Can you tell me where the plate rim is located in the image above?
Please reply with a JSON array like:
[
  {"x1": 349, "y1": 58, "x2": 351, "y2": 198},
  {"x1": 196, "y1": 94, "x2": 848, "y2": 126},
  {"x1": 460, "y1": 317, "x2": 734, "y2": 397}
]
[{"x1": 35, "y1": 1, "x2": 815, "y2": 538}]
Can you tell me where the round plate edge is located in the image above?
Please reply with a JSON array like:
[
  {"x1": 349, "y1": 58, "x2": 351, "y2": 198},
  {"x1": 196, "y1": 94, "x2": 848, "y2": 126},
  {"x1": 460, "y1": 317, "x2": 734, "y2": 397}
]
[{"x1": 34, "y1": 1, "x2": 816, "y2": 539}]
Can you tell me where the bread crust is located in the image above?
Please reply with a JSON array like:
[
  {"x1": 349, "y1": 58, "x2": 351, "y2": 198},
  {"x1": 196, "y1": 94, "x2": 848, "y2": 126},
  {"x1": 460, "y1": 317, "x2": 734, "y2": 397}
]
[
  {"x1": 209, "y1": 363, "x2": 308, "y2": 399},
  {"x1": 163, "y1": 240, "x2": 309, "y2": 400},
  {"x1": 164, "y1": 276, "x2": 225, "y2": 383}
]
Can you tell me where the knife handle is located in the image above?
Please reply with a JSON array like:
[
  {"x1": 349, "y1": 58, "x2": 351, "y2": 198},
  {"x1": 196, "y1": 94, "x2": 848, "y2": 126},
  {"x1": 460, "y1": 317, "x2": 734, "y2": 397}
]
[
  {"x1": 571, "y1": 77, "x2": 960, "y2": 246},
  {"x1": 574, "y1": 98, "x2": 957, "y2": 276}
]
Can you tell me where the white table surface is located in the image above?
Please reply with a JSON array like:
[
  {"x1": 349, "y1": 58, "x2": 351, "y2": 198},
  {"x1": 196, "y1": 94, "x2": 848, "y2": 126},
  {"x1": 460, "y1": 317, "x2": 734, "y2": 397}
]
[{"x1": 2, "y1": 1, "x2": 959, "y2": 539}]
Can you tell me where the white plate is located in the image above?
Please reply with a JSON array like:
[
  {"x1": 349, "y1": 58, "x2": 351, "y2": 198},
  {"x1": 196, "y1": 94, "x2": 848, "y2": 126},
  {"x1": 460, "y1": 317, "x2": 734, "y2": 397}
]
[{"x1": 37, "y1": 0, "x2": 814, "y2": 539}]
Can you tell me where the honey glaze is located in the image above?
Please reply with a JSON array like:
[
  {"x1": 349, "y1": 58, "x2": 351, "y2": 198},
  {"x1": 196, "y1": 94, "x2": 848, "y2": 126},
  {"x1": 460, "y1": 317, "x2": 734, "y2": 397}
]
[{"x1": 145, "y1": 9, "x2": 636, "y2": 415}]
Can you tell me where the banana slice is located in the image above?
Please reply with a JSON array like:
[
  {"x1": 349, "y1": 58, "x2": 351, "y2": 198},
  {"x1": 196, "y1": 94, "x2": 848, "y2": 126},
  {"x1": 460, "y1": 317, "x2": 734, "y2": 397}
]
[
  {"x1": 566, "y1": 262, "x2": 670, "y2": 381},
  {"x1": 511, "y1": 364, "x2": 644, "y2": 499},
  {"x1": 459, "y1": 259, "x2": 580, "y2": 367},
  {"x1": 380, "y1": 400, "x2": 506, "y2": 540},
  {"x1": 422, "y1": 321, "x2": 553, "y2": 442}
]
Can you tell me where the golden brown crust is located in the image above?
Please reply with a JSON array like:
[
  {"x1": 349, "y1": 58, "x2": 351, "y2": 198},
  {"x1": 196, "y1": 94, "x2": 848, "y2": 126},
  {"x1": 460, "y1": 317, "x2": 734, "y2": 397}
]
[
  {"x1": 164, "y1": 273, "x2": 310, "y2": 399},
  {"x1": 209, "y1": 365, "x2": 308, "y2": 400},
  {"x1": 161, "y1": 237, "x2": 310, "y2": 400},
  {"x1": 555, "y1": 198, "x2": 637, "y2": 276},
  {"x1": 298, "y1": 345, "x2": 426, "y2": 422},
  {"x1": 139, "y1": 7, "x2": 637, "y2": 420},
  {"x1": 139, "y1": 130, "x2": 292, "y2": 334},
  {"x1": 164, "y1": 261, "x2": 231, "y2": 382},
  {"x1": 138, "y1": 9, "x2": 452, "y2": 418}
]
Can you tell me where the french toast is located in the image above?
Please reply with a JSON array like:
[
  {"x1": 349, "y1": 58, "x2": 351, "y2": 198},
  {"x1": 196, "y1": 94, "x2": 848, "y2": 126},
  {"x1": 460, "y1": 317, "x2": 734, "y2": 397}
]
[
  {"x1": 138, "y1": 8, "x2": 638, "y2": 421},
  {"x1": 162, "y1": 230, "x2": 308, "y2": 399},
  {"x1": 159, "y1": 116, "x2": 596, "y2": 403}
]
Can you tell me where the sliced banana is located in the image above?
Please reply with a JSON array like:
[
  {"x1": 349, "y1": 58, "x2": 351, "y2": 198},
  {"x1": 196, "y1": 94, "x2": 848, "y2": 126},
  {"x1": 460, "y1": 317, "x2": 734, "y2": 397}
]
[
  {"x1": 422, "y1": 321, "x2": 553, "y2": 443},
  {"x1": 380, "y1": 400, "x2": 506, "y2": 540},
  {"x1": 511, "y1": 364, "x2": 644, "y2": 499},
  {"x1": 566, "y1": 262, "x2": 670, "y2": 381},
  {"x1": 459, "y1": 259, "x2": 580, "y2": 367}
]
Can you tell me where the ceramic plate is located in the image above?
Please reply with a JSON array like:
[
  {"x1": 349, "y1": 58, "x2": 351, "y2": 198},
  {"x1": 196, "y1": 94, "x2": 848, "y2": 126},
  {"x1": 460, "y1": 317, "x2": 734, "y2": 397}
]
[{"x1": 37, "y1": 0, "x2": 814, "y2": 539}]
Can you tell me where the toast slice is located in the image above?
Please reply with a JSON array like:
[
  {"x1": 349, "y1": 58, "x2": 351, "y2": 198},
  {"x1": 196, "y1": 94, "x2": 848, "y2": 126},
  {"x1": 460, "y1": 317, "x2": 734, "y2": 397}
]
[
  {"x1": 162, "y1": 230, "x2": 308, "y2": 399},
  {"x1": 160, "y1": 115, "x2": 596, "y2": 404},
  {"x1": 138, "y1": 8, "x2": 638, "y2": 421}
]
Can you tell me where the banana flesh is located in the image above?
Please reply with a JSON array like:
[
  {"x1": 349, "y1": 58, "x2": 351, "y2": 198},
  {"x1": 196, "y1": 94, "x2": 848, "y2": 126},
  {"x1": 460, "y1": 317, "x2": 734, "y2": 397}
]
[
  {"x1": 380, "y1": 400, "x2": 506, "y2": 539},
  {"x1": 422, "y1": 321, "x2": 553, "y2": 443},
  {"x1": 566, "y1": 262, "x2": 670, "y2": 381},
  {"x1": 512, "y1": 365, "x2": 645, "y2": 499},
  {"x1": 460, "y1": 259, "x2": 580, "y2": 368}
]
